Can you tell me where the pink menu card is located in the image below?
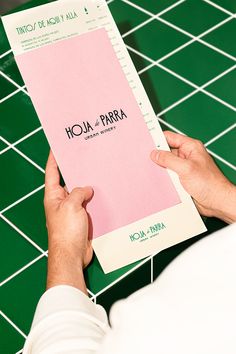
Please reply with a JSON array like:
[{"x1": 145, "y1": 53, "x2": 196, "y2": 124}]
[{"x1": 16, "y1": 28, "x2": 180, "y2": 240}]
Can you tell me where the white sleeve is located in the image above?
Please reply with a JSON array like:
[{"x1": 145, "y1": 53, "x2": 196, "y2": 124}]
[{"x1": 22, "y1": 285, "x2": 109, "y2": 354}]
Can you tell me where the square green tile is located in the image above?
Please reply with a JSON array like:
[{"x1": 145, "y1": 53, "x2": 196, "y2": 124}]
[
  {"x1": 0, "y1": 258, "x2": 47, "y2": 334},
  {"x1": 203, "y1": 19, "x2": 236, "y2": 57},
  {"x1": 96, "y1": 260, "x2": 151, "y2": 313},
  {"x1": 0, "y1": 91, "x2": 40, "y2": 143},
  {"x1": 160, "y1": 92, "x2": 236, "y2": 143},
  {"x1": 0, "y1": 52, "x2": 24, "y2": 87},
  {"x1": 129, "y1": 0, "x2": 181, "y2": 14},
  {"x1": 161, "y1": 0, "x2": 228, "y2": 36},
  {"x1": 0, "y1": 74, "x2": 16, "y2": 100},
  {"x1": 0, "y1": 218, "x2": 40, "y2": 282},
  {"x1": 128, "y1": 50, "x2": 151, "y2": 72},
  {"x1": 207, "y1": 68, "x2": 236, "y2": 107},
  {"x1": 162, "y1": 42, "x2": 235, "y2": 86},
  {"x1": 210, "y1": 0, "x2": 236, "y2": 13},
  {"x1": 109, "y1": 0, "x2": 149, "y2": 35},
  {"x1": 0, "y1": 149, "x2": 44, "y2": 210},
  {"x1": 4, "y1": 189, "x2": 48, "y2": 251},
  {"x1": 124, "y1": 19, "x2": 189, "y2": 60},
  {"x1": 85, "y1": 253, "x2": 144, "y2": 294},
  {"x1": 0, "y1": 315, "x2": 24, "y2": 354},
  {"x1": 140, "y1": 65, "x2": 194, "y2": 114},
  {"x1": 16, "y1": 129, "x2": 49, "y2": 169},
  {"x1": 207, "y1": 128, "x2": 236, "y2": 166}
]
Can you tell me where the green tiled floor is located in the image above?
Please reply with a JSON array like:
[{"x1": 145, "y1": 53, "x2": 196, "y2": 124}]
[
  {"x1": 207, "y1": 67, "x2": 236, "y2": 106},
  {"x1": 0, "y1": 52, "x2": 24, "y2": 86},
  {"x1": 203, "y1": 19, "x2": 236, "y2": 57},
  {"x1": 0, "y1": 1, "x2": 236, "y2": 353},
  {"x1": 161, "y1": 0, "x2": 228, "y2": 35},
  {"x1": 158, "y1": 92, "x2": 236, "y2": 142},
  {"x1": 0, "y1": 91, "x2": 40, "y2": 143},
  {"x1": 125, "y1": 19, "x2": 189, "y2": 60},
  {"x1": 161, "y1": 41, "x2": 235, "y2": 85}
]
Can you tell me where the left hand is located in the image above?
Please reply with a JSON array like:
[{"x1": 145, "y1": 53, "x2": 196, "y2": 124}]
[{"x1": 44, "y1": 151, "x2": 94, "y2": 268}]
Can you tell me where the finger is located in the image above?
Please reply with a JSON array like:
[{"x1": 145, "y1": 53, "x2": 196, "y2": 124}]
[
  {"x1": 69, "y1": 186, "x2": 94, "y2": 205},
  {"x1": 164, "y1": 130, "x2": 192, "y2": 149},
  {"x1": 64, "y1": 185, "x2": 69, "y2": 194},
  {"x1": 45, "y1": 150, "x2": 60, "y2": 191},
  {"x1": 150, "y1": 149, "x2": 190, "y2": 176}
]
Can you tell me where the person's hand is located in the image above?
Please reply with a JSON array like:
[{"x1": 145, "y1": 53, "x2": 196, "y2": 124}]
[
  {"x1": 44, "y1": 151, "x2": 93, "y2": 269},
  {"x1": 150, "y1": 131, "x2": 236, "y2": 224}
]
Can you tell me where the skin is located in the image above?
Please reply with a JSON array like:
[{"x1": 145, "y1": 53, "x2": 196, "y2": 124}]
[
  {"x1": 44, "y1": 131, "x2": 236, "y2": 293},
  {"x1": 44, "y1": 151, "x2": 93, "y2": 293},
  {"x1": 150, "y1": 131, "x2": 236, "y2": 224}
]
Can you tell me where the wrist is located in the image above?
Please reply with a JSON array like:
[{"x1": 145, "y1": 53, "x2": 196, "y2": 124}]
[
  {"x1": 214, "y1": 183, "x2": 236, "y2": 224},
  {"x1": 48, "y1": 236, "x2": 84, "y2": 264},
  {"x1": 47, "y1": 243, "x2": 87, "y2": 294}
]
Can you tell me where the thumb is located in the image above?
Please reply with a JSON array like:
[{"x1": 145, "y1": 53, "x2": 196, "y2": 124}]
[
  {"x1": 150, "y1": 150, "x2": 190, "y2": 176},
  {"x1": 69, "y1": 186, "x2": 94, "y2": 205}
]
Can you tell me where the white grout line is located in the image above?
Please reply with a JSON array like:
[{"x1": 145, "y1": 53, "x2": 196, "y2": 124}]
[
  {"x1": 122, "y1": 0, "x2": 186, "y2": 38},
  {"x1": 138, "y1": 15, "x2": 234, "y2": 75},
  {"x1": 0, "y1": 252, "x2": 48, "y2": 287},
  {"x1": 0, "y1": 311, "x2": 27, "y2": 339},
  {"x1": 127, "y1": 43, "x2": 236, "y2": 113},
  {"x1": 122, "y1": 17, "x2": 154, "y2": 38},
  {"x1": 0, "y1": 70, "x2": 28, "y2": 95},
  {"x1": 197, "y1": 64, "x2": 236, "y2": 88},
  {"x1": 154, "y1": 64, "x2": 236, "y2": 117},
  {"x1": 140, "y1": 0, "x2": 186, "y2": 17},
  {"x1": 122, "y1": 0, "x2": 157, "y2": 17},
  {"x1": 203, "y1": 89, "x2": 236, "y2": 111},
  {"x1": 158, "y1": 117, "x2": 236, "y2": 170},
  {"x1": 124, "y1": 0, "x2": 236, "y2": 63},
  {"x1": 157, "y1": 117, "x2": 187, "y2": 134},
  {"x1": 158, "y1": 91, "x2": 200, "y2": 118},
  {"x1": 0, "y1": 238, "x2": 95, "y2": 296},
  {"x1": 87, "y1": 288, "x2": 96, "y2": 298},
  {"x1": 0, "y1": 213, "x2": 46, "y2": 254},
  {"x1": 155, "y1": 15, "x2": 236, "y2": 62},
  {"x1": 0, "y1": 184, "x2": 45, "y2": 214},
  {"x1": 206, "y1": 148, "x2": 236, "y2": 170},
  {"x1": 0, "y1": 127, "x2": 43, "y2": 155},
  {"x1": 0, "y1": 86, "x2": 25, "y2": 104},
  {"x1": 0, "y1": 136, "x2": 45, "y2": 173},
  {"x1": 15, "y1": 349, "x2": 23, "y2": 354},
  {"x1": 205, "y1": 123, "x2": 236, "y2": 147},
  {"x1": 0, "y1": 49, "x2": 12, "y2": 59},
  {"x1": 203, "y1": 0, "x2": 236, "y2": 16},
  {"x1": 155, "y1": 62, "x2": 236, "y2": 111}
]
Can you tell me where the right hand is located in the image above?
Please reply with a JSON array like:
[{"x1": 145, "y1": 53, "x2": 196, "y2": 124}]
[{"x1": 150, "y1": 131, "x2": 236, "y2": 224}]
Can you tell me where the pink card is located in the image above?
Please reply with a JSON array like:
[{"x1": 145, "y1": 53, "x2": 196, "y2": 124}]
[{"x1": 16, "y1": 28, "x2": 180, "y2": 241}]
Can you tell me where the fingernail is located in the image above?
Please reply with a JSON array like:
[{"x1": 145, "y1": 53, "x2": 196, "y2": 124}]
[{"x1": 151, "y1": 150, "x2": 160, "y2": 162}]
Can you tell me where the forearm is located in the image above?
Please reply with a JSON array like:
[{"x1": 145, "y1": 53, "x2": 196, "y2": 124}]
[
  {"x1": 47, "y1": 241, "x2": 87, "y2": 295},
  {"x1": 214, "y1": 183, "x2": 236, "y2": 224}
]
